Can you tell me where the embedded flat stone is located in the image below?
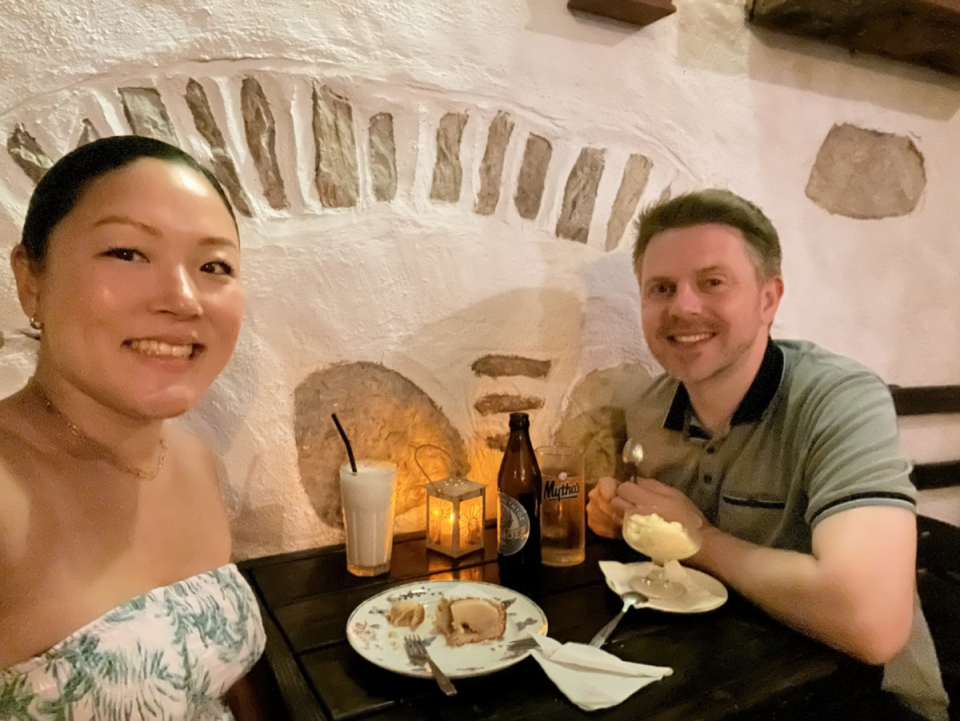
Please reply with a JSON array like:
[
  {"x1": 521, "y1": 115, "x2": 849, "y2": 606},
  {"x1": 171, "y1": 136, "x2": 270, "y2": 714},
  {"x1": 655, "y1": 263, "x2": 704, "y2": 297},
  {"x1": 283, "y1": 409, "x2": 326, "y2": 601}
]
[
  {"x1": 294, "y1": 361, "x2": 468, "y2": 528},
  {"x1": 369, "y1": 112, "x2": 397, "y2": 202},
  {"x1": 242, "y1": 77, "x2": 289, "y2": 211},
  {"x1": 553, "y1": 364, "x2": 654, "y2": 484},
  {"x1": 514, "y1": 134, "x2": 552, "y2": 220},
  {"x1": 119, "y1": 87, "x2": 178, "y2": 145},
  {"x1": 606, "y1": 153, "x2": 652, "y2": 251},
  {"x1": 806, "y1": 123, "x2": 925, "y2": 219},
  {"x1": 186, "y1": 79, "x2": 253, "y2": 217},
  {"x1": 474, "y1": 394, "x2": 544, "y2": 416},
  {"x1": 430, "y1": 112, "x2": 468, "y2": 203},
  {"x1": 474, "y1": 112, "x2": 515, "y2": 215},
  {"x1": 312, "y1": 85, "x2": 360, "y2": 209},
  {"x1": 6, "y1": 125, "x2": 52, "y2": 183},
  {"x1": 471, "y1": 355, "x2": 551, "y2": 379},
  {"x1": 556, "y1": 147, "x2": 605, "y2": 243}
]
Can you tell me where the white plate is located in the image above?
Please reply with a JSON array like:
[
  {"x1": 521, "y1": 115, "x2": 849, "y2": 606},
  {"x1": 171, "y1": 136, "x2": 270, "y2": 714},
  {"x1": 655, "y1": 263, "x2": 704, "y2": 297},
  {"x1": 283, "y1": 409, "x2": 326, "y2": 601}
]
[
  {"x1": 604, "y1": 562, "x2": 728, "y2": 614},
  {"x1": 346, "y1": 580, "x2": 548, "y2": 679}
]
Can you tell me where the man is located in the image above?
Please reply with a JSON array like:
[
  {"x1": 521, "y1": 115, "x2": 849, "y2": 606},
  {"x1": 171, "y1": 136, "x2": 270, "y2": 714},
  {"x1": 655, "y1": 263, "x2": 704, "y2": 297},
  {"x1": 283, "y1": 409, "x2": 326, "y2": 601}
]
[{"x1": 586, "y1": 189, "x2": 948, "y2": 720}]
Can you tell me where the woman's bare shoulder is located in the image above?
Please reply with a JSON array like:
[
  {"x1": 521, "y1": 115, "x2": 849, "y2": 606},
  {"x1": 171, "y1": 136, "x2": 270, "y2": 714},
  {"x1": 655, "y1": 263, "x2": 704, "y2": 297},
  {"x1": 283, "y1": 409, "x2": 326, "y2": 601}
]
[
  {"x1": 163, "y1": 423, "x2": 233, "y2": 560},
  {"x1": 165, "y1": 424, "x2": 220, "y2": 483}
]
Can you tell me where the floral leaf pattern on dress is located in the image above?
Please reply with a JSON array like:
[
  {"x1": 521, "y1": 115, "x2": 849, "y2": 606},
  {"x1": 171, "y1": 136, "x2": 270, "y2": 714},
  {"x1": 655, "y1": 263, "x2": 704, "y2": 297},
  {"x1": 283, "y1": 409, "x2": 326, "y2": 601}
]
[{"x1": 0, "y1": 564, "x2": 265, "y2": 721}]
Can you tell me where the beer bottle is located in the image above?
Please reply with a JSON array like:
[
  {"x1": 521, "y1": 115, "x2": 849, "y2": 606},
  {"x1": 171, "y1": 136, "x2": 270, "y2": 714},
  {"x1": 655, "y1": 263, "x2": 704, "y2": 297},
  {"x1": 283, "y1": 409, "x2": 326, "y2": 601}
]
[{"x1": 497, "y1": 412, "x2": 542, "y2": 572}]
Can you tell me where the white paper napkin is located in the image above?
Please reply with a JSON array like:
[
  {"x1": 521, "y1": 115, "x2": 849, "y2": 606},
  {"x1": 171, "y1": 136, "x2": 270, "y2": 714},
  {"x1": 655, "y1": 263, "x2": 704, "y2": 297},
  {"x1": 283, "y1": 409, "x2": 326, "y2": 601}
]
[
  {"x1": 527, "y1": 634, "x2": 672, "y2": 711},
  {"x1": 599, "y1": 560, "x2": 725, "y2": 612}
]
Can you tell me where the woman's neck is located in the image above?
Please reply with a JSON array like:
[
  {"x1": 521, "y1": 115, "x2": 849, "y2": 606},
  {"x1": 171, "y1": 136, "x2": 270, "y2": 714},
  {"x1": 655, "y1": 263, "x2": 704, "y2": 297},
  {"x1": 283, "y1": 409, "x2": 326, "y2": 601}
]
[{"x1": 25, "y1": 375, "x2": 167, "y2": 480}]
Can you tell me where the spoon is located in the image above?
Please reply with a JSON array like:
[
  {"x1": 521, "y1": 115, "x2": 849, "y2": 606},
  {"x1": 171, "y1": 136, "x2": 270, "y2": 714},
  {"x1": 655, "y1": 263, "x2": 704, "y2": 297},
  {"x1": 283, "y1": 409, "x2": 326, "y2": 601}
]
[
  {"x1": 588, "y1": 591, "x2": 648, "y2": 648},
  {"x1": 622, "y1": 437, "x2": 644, "y2": 480}
]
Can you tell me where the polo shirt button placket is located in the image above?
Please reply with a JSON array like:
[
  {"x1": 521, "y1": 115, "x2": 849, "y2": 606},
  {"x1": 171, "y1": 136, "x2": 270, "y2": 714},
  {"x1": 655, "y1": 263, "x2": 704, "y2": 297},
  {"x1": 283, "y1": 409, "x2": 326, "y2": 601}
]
[{"x1": 702, "y1": 444, "x2": 717, "y2": 484}]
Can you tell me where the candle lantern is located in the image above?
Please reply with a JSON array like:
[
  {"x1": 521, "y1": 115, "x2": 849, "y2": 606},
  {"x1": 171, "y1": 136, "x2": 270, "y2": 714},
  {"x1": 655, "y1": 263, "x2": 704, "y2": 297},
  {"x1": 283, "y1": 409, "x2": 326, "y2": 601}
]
[{"x1": 423, "y1": 476, "x2": 486, "y2": 558}]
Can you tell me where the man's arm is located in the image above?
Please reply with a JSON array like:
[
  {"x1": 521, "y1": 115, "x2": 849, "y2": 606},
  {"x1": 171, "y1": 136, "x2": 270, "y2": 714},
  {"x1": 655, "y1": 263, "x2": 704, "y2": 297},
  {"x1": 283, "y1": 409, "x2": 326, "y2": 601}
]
[
  {"x1": 695, "y1": 504, "x2": 916, "y2": 664},
  {"x1": 617, "y1": 478, "x2": 917, "y2": 665}
]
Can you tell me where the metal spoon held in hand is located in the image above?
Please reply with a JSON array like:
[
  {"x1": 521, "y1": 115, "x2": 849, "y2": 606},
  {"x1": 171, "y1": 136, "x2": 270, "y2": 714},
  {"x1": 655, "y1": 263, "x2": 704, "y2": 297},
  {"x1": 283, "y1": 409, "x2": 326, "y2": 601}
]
[
  {"x1": 588, "y1": 591, "x2": 648, "y2": 648},
  {"x1": 622, "y1": 438, "x2": 644, "y2": 480}
]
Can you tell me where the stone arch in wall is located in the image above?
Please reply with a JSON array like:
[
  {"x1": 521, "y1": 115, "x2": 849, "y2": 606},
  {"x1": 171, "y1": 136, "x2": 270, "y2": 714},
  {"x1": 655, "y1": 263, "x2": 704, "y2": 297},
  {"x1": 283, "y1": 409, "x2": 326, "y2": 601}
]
[{"x1": 1, "y1": 64, "x2": 658, "y2": 253}]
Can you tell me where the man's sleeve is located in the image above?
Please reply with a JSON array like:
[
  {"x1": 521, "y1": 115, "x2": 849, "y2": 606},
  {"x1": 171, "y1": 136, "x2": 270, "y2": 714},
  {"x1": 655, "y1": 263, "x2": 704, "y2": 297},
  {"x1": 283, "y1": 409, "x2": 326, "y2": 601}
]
[{"x1": 800, "y1": 369, "x2": 916, "y2": 528}]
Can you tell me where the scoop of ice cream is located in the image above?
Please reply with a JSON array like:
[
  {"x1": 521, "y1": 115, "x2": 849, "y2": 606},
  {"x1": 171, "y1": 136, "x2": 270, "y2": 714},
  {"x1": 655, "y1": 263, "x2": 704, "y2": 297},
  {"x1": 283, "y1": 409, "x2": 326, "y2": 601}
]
[{"x1": 623, "y1": 512, "x2": 699, "y2": 562}]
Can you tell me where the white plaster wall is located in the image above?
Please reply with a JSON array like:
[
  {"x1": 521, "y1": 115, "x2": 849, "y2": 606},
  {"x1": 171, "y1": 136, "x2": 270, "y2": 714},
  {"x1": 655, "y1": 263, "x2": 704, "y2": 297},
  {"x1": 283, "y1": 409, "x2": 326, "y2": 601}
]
[{"x1": 1, "y1": 0, "x2": 958, "y2": 556}]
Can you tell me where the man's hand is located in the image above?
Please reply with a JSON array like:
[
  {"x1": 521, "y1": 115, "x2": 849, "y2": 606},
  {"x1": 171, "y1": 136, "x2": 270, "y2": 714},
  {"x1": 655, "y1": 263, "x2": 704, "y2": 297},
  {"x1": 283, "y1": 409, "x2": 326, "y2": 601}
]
[
  {"x1": 586, "y1": 477, "x2": 624, "y2": 538},
  {"x1": 588, "y1": 476, "x2": 709, "y2": 539},
  {"x1": 616, "y1": 477, "x2": 709, "y2": 529}
]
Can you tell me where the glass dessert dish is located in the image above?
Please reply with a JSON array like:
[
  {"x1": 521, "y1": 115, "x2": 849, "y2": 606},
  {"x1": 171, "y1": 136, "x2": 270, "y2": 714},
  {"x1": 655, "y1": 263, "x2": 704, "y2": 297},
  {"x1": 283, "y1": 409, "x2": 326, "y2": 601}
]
[{"x1": 621, "y1": 504, "x2": 703, "y2": 600}]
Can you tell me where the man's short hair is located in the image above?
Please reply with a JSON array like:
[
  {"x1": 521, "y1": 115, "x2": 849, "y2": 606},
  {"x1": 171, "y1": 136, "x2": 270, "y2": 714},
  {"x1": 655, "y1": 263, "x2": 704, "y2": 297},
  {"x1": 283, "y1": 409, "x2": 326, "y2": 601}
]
[{"x1": 633, "y1": 189, "x2": 782, "y2": 280}]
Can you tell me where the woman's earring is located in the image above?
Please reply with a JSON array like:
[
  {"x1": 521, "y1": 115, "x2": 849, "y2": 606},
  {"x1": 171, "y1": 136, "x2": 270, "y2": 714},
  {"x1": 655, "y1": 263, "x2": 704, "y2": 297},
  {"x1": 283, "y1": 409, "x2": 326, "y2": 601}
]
[{"x1": 29, "y1": 316, "x2": 42, "y2": 331}]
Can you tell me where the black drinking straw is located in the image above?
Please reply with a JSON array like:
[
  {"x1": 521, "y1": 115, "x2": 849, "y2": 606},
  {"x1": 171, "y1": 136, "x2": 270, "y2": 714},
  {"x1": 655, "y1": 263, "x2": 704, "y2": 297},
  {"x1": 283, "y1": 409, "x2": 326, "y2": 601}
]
[{"x1": 331, "y1": 413, "x2": 358, "y2": 473}]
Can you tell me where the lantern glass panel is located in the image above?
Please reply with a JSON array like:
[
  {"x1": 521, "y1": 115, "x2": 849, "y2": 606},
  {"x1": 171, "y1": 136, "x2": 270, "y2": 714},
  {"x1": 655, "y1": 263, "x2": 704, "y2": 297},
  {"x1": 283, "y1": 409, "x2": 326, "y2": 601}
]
[{"x1": 423, "y1": 477, "x2": 486, "y2": 558}]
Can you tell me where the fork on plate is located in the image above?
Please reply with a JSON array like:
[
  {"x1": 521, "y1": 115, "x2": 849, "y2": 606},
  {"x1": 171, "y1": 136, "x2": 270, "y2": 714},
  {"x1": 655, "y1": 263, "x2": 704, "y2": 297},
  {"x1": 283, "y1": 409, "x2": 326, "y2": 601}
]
[
  {"x1": 404, "y1": 635, "x2": 457, "y2": 696},
  {"x1": 506, "y1": 636, "x2": 540, "y2": 653}
]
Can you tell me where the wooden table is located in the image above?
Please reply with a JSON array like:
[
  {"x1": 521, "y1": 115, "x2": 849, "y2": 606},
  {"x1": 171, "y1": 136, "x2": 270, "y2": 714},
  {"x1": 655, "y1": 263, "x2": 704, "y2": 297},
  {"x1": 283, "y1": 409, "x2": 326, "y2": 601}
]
[{"x1": 239, "y1": 528, "x2": 891, "y2": 721}]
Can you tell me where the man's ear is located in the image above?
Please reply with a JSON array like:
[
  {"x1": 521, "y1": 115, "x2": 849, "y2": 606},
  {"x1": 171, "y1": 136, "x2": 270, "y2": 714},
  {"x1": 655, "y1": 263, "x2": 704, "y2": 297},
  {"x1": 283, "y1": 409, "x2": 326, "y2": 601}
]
[
  {"x1": 760, "y1": 274, "x2": 784, "y2": 323},
  {"x1": 11, "y1": 244, "x2": 41, "y2": 322}
]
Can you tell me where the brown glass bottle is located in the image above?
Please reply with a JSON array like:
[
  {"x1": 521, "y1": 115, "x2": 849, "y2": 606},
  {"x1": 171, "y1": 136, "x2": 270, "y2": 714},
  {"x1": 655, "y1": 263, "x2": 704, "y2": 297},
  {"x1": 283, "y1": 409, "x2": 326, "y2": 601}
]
[{"x1": 497, "y1": 412, "x2": 542, "y2": 574}]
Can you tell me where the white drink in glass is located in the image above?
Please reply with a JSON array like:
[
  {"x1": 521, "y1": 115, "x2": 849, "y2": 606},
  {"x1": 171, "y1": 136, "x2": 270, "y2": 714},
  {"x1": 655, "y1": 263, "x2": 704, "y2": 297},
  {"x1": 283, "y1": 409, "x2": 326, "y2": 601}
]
[{"x1": 340, "y1": 460, "x2": 397, "y2": 577}]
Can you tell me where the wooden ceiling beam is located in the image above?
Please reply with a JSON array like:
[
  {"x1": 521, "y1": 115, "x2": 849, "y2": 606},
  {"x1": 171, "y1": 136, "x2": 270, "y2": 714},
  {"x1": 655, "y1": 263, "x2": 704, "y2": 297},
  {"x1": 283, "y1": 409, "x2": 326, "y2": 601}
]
[{"x1": 748, "y1": 0, "x2": 960, "y2": 77}]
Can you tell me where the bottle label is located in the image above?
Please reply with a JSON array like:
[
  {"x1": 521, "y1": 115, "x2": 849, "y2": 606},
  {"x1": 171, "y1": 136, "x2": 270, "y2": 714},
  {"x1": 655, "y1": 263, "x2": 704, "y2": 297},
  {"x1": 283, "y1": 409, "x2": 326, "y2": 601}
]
[{"x1": 499, "y1": 493, "x2": 530, "y2": 556}]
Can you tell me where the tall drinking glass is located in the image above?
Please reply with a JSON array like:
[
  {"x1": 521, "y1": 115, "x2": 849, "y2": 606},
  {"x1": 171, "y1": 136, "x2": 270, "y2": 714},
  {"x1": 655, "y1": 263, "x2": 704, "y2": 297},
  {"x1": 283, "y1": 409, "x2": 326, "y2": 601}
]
[
  {"x1": 538, "y1": 446, "x2": 586, "y2": 567},
  {"x1": 340, "y1": 460, "x2": 398, "y2": 577}
]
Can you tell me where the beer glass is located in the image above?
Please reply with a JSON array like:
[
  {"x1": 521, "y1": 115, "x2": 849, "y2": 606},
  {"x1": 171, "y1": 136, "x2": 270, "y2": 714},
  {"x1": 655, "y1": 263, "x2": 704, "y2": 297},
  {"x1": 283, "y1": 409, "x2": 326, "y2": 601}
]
[{"x1": 537, "y1": 446, "x2": 585, "y2": 567}]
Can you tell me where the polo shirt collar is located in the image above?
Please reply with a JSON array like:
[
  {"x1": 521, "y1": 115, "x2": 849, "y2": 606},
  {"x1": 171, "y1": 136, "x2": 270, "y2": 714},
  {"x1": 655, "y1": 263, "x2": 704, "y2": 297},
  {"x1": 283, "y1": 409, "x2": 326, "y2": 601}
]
[{"x1": 663, "y1": 338, "x2": 785, "y2": 433}]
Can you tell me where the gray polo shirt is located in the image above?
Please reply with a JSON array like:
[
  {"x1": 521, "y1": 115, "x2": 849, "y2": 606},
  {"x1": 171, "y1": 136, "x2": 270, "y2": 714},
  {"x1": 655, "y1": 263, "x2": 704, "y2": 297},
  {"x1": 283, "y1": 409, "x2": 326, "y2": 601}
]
[{"x1": 626, "y1": 339, "x2": 948, "y2": 720}]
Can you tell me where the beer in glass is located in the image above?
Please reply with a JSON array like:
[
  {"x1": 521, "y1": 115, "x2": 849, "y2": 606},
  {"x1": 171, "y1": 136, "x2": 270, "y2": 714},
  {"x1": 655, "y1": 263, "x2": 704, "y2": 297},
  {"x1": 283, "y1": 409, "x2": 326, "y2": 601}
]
[{"x1": 538, "y1": 446, "x2": 585, "y2": 566}]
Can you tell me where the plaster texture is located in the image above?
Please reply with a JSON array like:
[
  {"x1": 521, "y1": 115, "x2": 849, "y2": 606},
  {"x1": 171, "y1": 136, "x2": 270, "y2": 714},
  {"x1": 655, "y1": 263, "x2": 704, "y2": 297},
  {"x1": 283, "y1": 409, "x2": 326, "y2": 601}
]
[{"x1": 1, "y1": 0, "x2": 959, "y2": 555}]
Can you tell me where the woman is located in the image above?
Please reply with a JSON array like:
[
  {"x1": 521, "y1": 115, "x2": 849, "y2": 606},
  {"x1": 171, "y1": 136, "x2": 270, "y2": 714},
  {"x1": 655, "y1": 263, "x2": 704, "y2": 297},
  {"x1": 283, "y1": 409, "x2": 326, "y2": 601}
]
[{"x1": 0, "y1": 136, "x2": 265, "y2": 719}]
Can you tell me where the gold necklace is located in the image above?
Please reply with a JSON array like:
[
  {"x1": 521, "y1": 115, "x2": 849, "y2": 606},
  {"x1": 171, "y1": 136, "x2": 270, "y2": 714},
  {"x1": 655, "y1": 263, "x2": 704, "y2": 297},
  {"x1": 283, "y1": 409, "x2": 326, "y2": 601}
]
[{"x1": 32, "y1": 382, "x2": 168, "y2": 480}]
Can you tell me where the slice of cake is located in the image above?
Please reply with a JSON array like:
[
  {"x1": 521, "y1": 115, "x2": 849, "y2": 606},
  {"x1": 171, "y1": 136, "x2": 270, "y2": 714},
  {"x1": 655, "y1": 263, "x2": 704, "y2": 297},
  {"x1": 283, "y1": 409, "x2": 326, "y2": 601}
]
[
  {"x1": 387, "y1": 600, "x2": 425, "y2": 629},
  {"x1": 434, "y1": 597, "x2": 507, "y2": 647}
]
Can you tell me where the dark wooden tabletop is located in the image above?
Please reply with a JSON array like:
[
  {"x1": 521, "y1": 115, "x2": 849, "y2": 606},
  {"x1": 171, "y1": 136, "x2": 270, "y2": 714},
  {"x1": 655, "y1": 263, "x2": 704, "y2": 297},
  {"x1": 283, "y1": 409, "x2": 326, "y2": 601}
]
[{"x1": 239, "y1": 527, "x2": 890, "y2": 721}]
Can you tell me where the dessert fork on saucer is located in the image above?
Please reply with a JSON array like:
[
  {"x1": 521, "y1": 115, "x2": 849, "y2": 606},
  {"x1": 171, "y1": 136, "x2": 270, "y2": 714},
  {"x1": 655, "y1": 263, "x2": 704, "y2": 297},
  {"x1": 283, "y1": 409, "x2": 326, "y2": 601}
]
[{"x1": 404, "y1": 635, "x2": 457, "y2": 696}]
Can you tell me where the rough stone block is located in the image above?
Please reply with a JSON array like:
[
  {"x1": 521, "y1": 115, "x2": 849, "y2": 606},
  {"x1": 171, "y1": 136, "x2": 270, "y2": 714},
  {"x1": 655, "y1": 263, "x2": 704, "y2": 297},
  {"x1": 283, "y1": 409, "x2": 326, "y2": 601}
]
[
  {"x1": 557, "y1": 147, "x2": 606, "y2": 244},
  {"x1": 294, "y1": 361, "x2": 468, "y2": 529},
  {"x1": 119, "y1": 87, "x2": 178, "y2": 146},
  {"x1": 554, "y1": 363, "x2": 654, "y2": 484},
  {"x1": 312, "y1": 85, "x2": 360, "y2": 209},
  {"x1": 806, "y1": 123, "x2": 925, "y2": 219},
  {"x1": 241, "y1": 77, "x2": 289, "y2": 211},
  {"x1": 474, "y1": 394, "x2": 544, "y2": 416},
  {"x1": 429, "y1": 112, "x2": 469, "y2": 203},
  {"x1": 474, "y1": 112, "x2": 515, "y2": 215},
  {"x1": 471, "y1": 354, "x2": 551, "y2": 379},
  {"x1": 369, "y1": 112, "x2": 397, "y2": 202},
  {"x1": 186, "y1": 79, "x2": 253, "y2": 217},
  {"x1": 6, "y1": 125, "x2": 52, "y2": 183},
  {"x1": 606, "y1": 153, "x2": 652, "y2": 251},
  {"x1": 514, "y1": 134, "x2": 552, "y2": 220}
]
